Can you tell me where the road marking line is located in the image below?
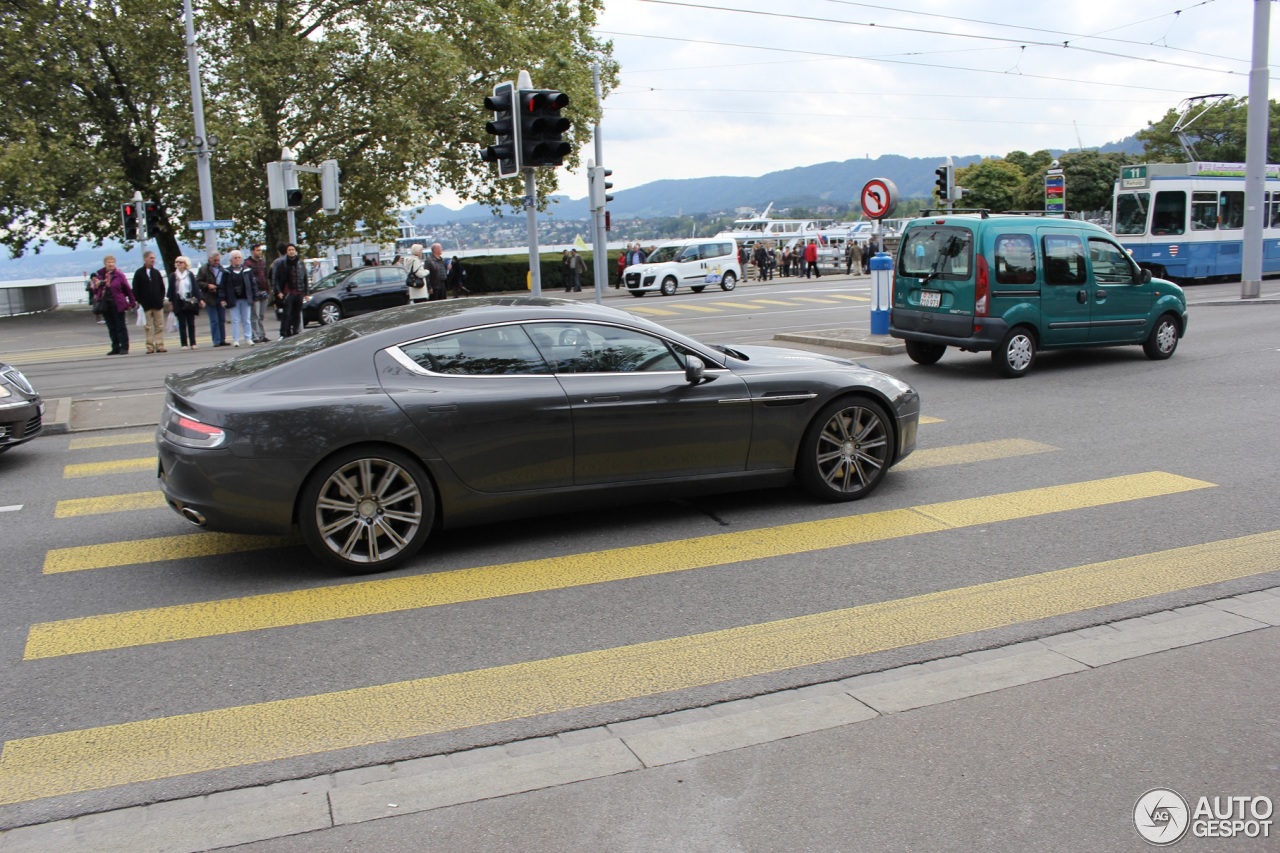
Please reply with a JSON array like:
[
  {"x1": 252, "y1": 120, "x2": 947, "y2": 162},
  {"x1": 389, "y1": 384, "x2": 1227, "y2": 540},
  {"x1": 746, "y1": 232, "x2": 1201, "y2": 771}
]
[
  {"x1": 827, "y1": 294, "x2": 870, "y2": 302},
  {"x1": 748, "y1": 299, "x2": 801, "y2": 306},
  {"x1": 3, "y1": 526, "x2": 1272, "y2": 806},
  {"x1": 0, "y1": 345, "x2": 105, "y2": 366},
  {"x1": 25, "y1": 472, "x2": 1211, "y2": 658},
  {"x1": 68, "y1": 432, "x2": 155, "y2": 450},
  {"x1": 668, "y1": 304, "x2": 721, "y2": 313},
  {"x1": 896, "y1": 439, "x2": 1057, "y2": 471},
  {"x1": 0, "y1": 505, "x2": 22, "y2": 513},
  {"x1": 55, "y1": 491, "x2": 167, "y2": 518},
  {"x1": 919, "y1": 416, "x2": 944, "y2": 424},
  {"x1": 792, "y1": 297, "x2": 843, "y2": 304},
  {"x1": 63, "y1": 457, "x2": 154, "y2": 479},
  {"x1": 710, "y1": 301, "x2": 762, "y2": 310},
  {"x1": 624, "y1": 306, "x2": 680, "y2": 316},
  {"x1": 41, "y1": 533, "x2": 300, "y2": 574}
]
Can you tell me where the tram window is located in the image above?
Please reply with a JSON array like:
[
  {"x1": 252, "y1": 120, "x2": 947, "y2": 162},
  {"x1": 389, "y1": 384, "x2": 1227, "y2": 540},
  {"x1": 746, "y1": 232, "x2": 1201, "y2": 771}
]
[
  {"x1": 1191, "y1": 191, "x2": 1218, "y2": 231},
  {"x1": 1219, "y1": 191, "x2": 1245, "y2": 230},
  {"x1": 1269, "y1": 193, "x2": 1280, "y2": 228},
  {"x1": 1151, "y1": 191, "x2": 1186, "y2": 235},
  {"x1": 1115, "y1": 193, "x2": 1150, "y2": 235}
]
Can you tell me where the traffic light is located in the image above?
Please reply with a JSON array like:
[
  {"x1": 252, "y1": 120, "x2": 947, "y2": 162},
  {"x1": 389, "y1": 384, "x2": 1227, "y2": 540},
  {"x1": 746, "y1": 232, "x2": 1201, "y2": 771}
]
[
  {"x1": 934, "y1": 164, "x2": 953, "y2": 202},
  {"x1": 143, "y1": 201, "x2": 162, "y2": 239},
  {"x1": 121, "y1": 202, "x2": 138, "y2": 241},
  {"x1": 286, "y1": 188, "x2": 303, "y2": 208},
  {"x1": 320, "y1": 159, "x2": 341, "y2": 214},
  {"x1": 518, "y1": 89, "x2": 571, "y2": 168},
  {"x1": 480, "y1": 82, "x2": 520, "y2": 178},
  {"x1": 589, "y1": 165, "x2": 614, "y2": 210}
]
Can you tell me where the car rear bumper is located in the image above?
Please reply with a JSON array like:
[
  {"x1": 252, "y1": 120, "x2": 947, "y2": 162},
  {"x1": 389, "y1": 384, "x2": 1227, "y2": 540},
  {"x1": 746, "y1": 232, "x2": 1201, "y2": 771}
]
[
  {"x1": 157, "y1": 440, "x2": 300, "y2": 535},
  {"x1": 890, "y1": 308, "x2": 1008, "y2": 351}
]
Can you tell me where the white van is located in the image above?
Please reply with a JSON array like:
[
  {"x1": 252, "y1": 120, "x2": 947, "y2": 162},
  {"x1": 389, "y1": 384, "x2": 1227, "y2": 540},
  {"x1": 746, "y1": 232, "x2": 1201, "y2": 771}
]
[{"x1": 623, "y1": 238, "x2": 742, "y2": 297}]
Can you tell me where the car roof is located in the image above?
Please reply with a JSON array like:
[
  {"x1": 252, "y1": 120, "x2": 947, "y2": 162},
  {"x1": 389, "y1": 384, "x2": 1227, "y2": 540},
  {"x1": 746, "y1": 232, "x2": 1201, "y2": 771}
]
[{"x1": 903, "y1": 215, "x2": 1110, "y2": 235}]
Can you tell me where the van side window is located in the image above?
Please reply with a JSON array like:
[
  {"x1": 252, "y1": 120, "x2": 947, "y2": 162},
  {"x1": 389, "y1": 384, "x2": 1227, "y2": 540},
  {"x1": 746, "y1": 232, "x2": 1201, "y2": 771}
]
[
  {"x1": 994, "y1": 234, "x2": 1036, "y2": 284},
  {"x1": 1088, "y1": 239, "x2": 1137, "y2": 284},
  {"x1": 1042, "y1": 234, "x2": 1087, "y2": 285}
]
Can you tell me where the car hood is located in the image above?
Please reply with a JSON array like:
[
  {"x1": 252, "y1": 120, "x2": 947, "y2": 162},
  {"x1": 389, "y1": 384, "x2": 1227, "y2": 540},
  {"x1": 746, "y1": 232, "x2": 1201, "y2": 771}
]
[{"x1": 714, "y1": 344, "x2": 865, "y2": 370}]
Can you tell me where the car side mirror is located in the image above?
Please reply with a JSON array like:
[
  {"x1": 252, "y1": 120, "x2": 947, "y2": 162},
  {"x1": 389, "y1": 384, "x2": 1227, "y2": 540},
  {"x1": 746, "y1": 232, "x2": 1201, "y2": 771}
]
[
  {"x1": 1139, "y1": 268, "x2": 1152, "y2": 284},
  {"x1": 684, "y1": 354, "x2": 706, "y2": 384}
]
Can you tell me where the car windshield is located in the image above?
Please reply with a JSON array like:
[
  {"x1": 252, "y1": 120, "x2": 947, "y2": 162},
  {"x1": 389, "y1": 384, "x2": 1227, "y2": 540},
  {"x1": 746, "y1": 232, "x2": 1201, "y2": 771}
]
[{"x1": 644, "y1": 246, "x2": 682, "y2": 263}]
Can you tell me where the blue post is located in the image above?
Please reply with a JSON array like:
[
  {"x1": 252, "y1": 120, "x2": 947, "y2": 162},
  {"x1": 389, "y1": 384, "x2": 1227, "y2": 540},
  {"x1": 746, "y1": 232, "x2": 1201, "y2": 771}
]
[{"x1": 869, "y1": 251, "x2": 893, "y2": 335}]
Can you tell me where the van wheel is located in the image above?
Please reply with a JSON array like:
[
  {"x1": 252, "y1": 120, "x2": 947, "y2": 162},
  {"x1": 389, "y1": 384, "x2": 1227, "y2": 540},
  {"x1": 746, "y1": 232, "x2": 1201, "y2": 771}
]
[
  {"x1": 993, "y1": 327, "x2": 1036, "y2": 378},
  {"x1": 660, "y1": 277, "x2": 678, "y2": 296},
  {"x1": 720, "y1": 272, "x2": 737, "y2": 291},
  {"x1": 1143, "y1": 314, "x2": 1180, "y2": 360},
  {"x1": 629, "y1": 291, "x2": 646, "y2": 298},
  {"x1": 905, "y1": 341, "x2": 946, "y2": 365},
  {"x1": 690, "y1": 286, "x2": 706, "y2": 293}
]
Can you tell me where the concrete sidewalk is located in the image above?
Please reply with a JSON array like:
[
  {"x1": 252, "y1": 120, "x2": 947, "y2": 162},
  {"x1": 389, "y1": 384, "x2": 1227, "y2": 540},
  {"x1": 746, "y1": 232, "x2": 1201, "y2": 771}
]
[{"x1": 4, "y1": 590, "x2": 1276, "y2": 852}]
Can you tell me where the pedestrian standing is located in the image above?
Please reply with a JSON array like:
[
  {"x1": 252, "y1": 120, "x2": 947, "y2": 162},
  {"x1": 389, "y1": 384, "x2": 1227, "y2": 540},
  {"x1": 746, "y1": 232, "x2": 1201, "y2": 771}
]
[
  {"x1": 196, "y1": 251, "x2": 229, "y2": 346},
  {"x1": 272, "y1": 243, "x2": 308, "y2": 337},
  {"x1": 167, "y1": 256, "x2": 201, "y2": 350},
  {"x1": 567, "y1": 248, "x2": 586, "y2": 292},
  {"x1": 615, "y1": 248, "x2": 627, "y2": 288},
  {"x1": 92, "y1": 255, "x2": 136, "y2": 355},
  {"x1": 804, "y1": 240, "x2": 821, "y2": 278},
  {"x1": 222, "y1": 250, "x2": 258, "y2": 347},
  {"x1": 245, "y1": 244, "x2": 270, "y2": 343},
  {"x1": 132, "y1": 250, "x2": 168, "y2": 353},
  {"x1": 560, "y1": 250, "x2": 572, "y2": 292},
  {"x1": 851, "y1": 241, "x2": 863, "y2": 277},
  {"x1": 447, "y1": 257, "x2": 469, "y2": 296},
  {"x1": 426, "y1": 243, "x2": 447, "y2": 300},
  {"x1": 404, "y1": 244, "x2": 429, "y2": 303}
]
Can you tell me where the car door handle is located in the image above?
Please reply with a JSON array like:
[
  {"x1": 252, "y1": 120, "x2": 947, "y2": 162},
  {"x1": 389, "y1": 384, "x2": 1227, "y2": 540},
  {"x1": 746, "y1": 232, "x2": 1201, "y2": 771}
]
[
  {"x1": 591, "y1": 395, "x2": 621, "y2": 402},
  {"x1": 1095, "y1": 290, "x2": 1108, "y2": 301}
]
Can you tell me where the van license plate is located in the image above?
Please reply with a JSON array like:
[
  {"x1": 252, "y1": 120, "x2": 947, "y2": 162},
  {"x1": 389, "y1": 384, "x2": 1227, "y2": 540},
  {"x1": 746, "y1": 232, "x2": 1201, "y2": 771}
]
[{"x1": 919, "y1": 290, "x2": 941, "y2": 308}]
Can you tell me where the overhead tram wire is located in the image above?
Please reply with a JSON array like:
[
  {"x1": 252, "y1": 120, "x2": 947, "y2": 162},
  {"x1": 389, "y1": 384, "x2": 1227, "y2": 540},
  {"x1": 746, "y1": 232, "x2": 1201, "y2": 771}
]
[
  {"x1": 818, "y1": 0, "x2": 1238, "y2": 64},
  {"x1": 605, "y1": 106, "x2": 1136, "y2": 130},
  {"x1": 594, "y1": 31, "x2": 1223, "y2": 96},
  {"x1": 631, "y1": 0, "x2": 1249, "y2": 79},
  {"x1": 608, "y1": 85, "x2": 1171, "y2": 107}
]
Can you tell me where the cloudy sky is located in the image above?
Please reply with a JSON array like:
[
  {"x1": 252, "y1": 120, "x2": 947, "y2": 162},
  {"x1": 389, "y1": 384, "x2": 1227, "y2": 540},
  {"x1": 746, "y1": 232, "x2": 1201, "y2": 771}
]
[{"x1": 520, "y1": 0, "x2": 1274, "y2": 203}]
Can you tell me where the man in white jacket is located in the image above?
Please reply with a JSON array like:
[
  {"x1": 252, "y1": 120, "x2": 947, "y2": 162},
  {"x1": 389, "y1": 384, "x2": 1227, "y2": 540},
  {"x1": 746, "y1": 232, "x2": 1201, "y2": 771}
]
[{"x1": 405, "y1": 244, "x2": 430, "y2": 303}]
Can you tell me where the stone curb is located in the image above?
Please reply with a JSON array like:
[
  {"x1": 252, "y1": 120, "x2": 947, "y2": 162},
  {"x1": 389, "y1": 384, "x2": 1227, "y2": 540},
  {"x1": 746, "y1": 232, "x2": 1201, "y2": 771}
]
[
  {"x1": 3, "y1": 586, "x2": 1277, "y2": 853},
  {"x1": 773, "y1": 330, "x2": 905, "y2": 354},
  {"x1": 41, "y1": 398, "x2": 71, "y2": 436}
]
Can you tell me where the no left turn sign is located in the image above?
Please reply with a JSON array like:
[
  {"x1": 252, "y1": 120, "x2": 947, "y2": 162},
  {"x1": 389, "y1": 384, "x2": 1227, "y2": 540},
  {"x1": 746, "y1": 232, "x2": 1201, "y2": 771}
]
[{"x1": 860, "y1": 178, "x2": 899, "y2": 220}]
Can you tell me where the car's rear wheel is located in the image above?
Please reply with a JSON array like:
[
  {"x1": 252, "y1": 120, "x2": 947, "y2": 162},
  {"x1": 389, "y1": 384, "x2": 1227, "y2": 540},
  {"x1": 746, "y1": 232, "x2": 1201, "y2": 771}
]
[
  {"x1": 905, "y1": 340, "x2": 946, "y2": 365},
  {"x1": 660, "y1": 277, "x2": 678, "y2": 296},
  {"x1": 720, "y1": 272, "x2": 737, "y2": 291},
  {"x1": 299, "y1": 446, "x2": 435, "y2": 574},
  {"x1": 796, "y1": 396, "x2": 893, "y2": 502},
  {"x1": 993, "y1": 326, "x2": 1036, "y2": 378},
  {"x1": 319, "y1": 302, "x2": 342, "y2": 325},
  {"x1": 1143, "y1": 313, "x2": 1180, "y2": 360}
]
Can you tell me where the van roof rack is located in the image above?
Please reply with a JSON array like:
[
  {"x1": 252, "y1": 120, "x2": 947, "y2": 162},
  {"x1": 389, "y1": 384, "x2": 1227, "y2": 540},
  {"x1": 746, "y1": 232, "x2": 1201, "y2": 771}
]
[{"x1": 920, "y1": 208, "x2": 991, "y2": 218}]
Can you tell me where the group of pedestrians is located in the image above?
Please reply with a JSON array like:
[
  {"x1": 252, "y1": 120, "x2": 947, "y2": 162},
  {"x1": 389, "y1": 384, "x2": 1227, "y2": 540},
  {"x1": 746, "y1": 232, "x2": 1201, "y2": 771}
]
[
  {"x1": 89, "y1": 243, "x2": 310, "y2": 355},
  {"x1": 403, "y1": 243, "x2": 450, "y2": 302}
]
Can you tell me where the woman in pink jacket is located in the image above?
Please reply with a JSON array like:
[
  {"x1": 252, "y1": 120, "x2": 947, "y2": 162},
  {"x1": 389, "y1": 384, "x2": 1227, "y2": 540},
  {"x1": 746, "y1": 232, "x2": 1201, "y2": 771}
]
[{"x1": 91, "y1": 255, "x2": 138, "y2": 355}]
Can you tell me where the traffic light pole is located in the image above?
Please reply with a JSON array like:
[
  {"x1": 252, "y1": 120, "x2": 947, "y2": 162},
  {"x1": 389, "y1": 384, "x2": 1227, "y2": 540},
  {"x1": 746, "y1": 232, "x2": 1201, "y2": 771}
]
[
  {"x1": 589, "y1": 64, "x2": 607, "y2": 305},
  {"x1": 525, "y1": 170, "x2": 541, "y2": 295},
  {"x1": 183, "y1": 0, "x2": 218, "y2": 257}
]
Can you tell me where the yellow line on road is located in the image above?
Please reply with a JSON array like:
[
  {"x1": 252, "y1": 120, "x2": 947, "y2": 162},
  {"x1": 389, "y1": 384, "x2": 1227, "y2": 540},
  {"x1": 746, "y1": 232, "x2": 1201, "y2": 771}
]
[
  {"x1": 54, "y1": 491, "x2": 167, "y2": 518},
  {"x1": 919, "y1": 416, "x2": 944, "y2": 424},
  {"x1": 68, "y1": 432, "x2": 155, "y2": 450},
  {"x1": 896, "y1": 439, "x2": 1057, "y2": 471},
  {"x1": 669, "y1": 304, "x2": 722, "y2": 313},
  {"x1": 827, "y1": 294, "x2": 870, "y2": 302},
  {"x1": 1, "y1": 345, "x2": 105, "y2": 366},
  {"x1": 749, "y1": 299, "x2": 801, "y2": 306},
  {"x1": 710, "y1": 301, "x2": 762, "y2": 310},
  {"x1": 63, "y1": 457, "x2": 154, "y2": 479},
  {"x1": 25, "y1": 472, "x2": 1211, "y2": 659},
  {"x1": 41, "y1": 533, "x2": 300, "y2": 574},
  {"x1": 625, "y1": 306, "x2": 680, "y2": 316},
  {"x1": 792, "y1": 297, "x2": 843, "y2": 304},
  {"x1": 3, "y1": 525, "x2": 1272, "y2": 806}
]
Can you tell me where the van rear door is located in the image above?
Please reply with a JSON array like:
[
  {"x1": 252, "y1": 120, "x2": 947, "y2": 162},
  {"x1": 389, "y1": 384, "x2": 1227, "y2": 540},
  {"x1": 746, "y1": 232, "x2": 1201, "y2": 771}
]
[{"x1": 895, "y1": 225, "x2": 976, "y2": 336}]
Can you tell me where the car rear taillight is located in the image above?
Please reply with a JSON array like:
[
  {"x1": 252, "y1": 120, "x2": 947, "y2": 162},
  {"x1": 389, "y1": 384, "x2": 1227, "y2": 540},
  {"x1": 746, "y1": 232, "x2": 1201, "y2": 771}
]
[
  {"x1": 975, "y1": 254, "x2": 990, "y2": 317},
  {"x1": 161, "y1": 406, "x2": 228, "y2": 449}
]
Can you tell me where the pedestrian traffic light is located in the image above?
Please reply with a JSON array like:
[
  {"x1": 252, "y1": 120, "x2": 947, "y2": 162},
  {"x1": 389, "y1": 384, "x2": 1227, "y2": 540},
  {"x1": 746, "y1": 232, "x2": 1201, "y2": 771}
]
[
  {"x1": 286, "y1": 188, "x2": 303, "y2": 208},
  {"x1": 934, "y1": 164, "x2": 953, "y2": 202},
  {"x1": 480, "y1": 81, "x2": 520, "y2": 178},
  {"x1": 121, "y1": 202, "x2": 138, "y2": 241},
  {"x1": 518, "y1": 89, "x2": 571, "y2": 168},
  {"x1": 143, "y1": 201, "x2": 162, "y2": 239},
  {"x1": 589, "y1": 165, "x2": 614, "y2": 209}
]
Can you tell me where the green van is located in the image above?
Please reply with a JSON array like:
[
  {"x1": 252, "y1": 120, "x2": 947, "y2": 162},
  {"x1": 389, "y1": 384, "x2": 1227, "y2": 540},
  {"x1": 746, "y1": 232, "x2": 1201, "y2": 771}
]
[{"x1": 889, "y1": 214, "x2": 1188, "y2": 377}]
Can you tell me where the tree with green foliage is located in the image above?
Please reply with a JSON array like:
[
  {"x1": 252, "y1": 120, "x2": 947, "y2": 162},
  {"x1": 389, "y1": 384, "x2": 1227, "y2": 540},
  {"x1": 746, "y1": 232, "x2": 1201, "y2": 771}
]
[
  {"x1": 1136, "y1": 97, "x2": 1280, "y2": 164},
  {"x1": 0, "y1": 0, "x2": 615, "y2": 268},
  {"x1": 953, "y1": 159, "x2": 1024, "y2": 213}
]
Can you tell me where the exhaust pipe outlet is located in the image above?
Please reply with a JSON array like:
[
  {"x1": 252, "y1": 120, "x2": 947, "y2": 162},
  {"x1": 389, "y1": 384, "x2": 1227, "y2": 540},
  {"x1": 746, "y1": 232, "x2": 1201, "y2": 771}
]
[{"x1": 180, "y1": 507, "x2": 207, "y2": 527}]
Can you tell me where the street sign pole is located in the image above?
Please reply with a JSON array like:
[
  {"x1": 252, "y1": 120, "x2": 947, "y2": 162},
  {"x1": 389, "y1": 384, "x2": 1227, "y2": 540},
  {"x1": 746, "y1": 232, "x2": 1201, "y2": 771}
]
[{"x1": 183, "y1": 0, "x2": 218, "y2": 257}]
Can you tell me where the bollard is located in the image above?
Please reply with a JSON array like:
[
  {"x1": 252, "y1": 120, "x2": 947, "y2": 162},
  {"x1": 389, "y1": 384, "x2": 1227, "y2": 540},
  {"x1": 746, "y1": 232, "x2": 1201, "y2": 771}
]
[{"x1": 869, "y1": 251, "x2": 893, "y2": 335}]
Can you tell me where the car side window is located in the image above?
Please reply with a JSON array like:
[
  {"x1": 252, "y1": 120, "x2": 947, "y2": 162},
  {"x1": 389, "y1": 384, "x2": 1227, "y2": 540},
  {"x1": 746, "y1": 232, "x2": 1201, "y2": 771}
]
[
  {"x1": 526, "y1": 322, "x2": 682, "y2": 374},
  {"x1": 1041, "y1": 234, "x2": 1087, "y2": 285},
  {"x1": 994, "y1": 234, "x2": 1036, "y2": 285},
  {"x1": 1088, "y1": 239, "x2": 1137, "y2": 284},
  {"x1": 678, "y1": 246, "x2": 699, "y2": 262},
  {"x1": 400, "y1": 325, "x2": 550, "y2": 375},
  {"x1": 350, "y1": 270, "x2": 378, "y2": 287},
  {"x1": 377, "y1": 268, "x2": 404, "y2": 286}
]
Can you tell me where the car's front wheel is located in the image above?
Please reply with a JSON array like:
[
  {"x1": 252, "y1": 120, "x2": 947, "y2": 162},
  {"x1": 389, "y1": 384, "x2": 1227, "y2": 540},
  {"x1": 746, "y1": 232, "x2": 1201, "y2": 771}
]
[
  {"x1": 796, "y1": 396, "x2": 893, "y2": 502},
  {"x1": 660, "y1": 277, "x2": 678, "y2": 296},
  {"x1": 319, "y1": 302, "x2": 343, "y2": 325},
  {"x1": 992, "y1": 326, "x2": 1036, "y2": 378},
  {"x1": 1143, "y1": 313, "x2": 1180, "y2": 360},
  {"x1": 299, "y1": 446, "x2": 435, "y2": 574},
  {"x1": 720, "y1": 272, "x2": 737, "y2": 291}
]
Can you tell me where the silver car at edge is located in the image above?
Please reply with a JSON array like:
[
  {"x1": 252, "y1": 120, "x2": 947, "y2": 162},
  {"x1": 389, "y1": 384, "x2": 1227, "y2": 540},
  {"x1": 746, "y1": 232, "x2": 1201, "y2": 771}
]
[{"x1": 157, "y1": 297, "x2": 920, "y2": 574}]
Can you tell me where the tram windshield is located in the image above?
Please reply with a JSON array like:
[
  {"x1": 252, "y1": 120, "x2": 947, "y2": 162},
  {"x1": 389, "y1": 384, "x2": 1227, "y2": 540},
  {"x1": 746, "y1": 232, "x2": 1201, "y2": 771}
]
[{"x1": 1115, "y1": 193, "x2": 1149, "y2": 235}]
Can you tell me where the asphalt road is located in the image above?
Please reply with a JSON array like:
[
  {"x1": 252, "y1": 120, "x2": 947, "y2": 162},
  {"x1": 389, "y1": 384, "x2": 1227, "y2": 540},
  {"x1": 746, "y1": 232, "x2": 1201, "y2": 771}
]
[{"x1": 0, "y1": 279, "x2": 1277, "y2": 833}]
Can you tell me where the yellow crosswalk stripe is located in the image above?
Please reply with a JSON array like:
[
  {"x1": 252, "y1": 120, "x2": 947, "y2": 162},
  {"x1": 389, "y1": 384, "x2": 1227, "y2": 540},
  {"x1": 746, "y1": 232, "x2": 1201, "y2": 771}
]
[
  {"x1": 68, "y1": 432, "x2": 155, "y2": 450},
  {"x1": 792, "y1": 297, "x2": 843, "y2": 304},
  {"x1": 828, "y1": 294, "x2": 871, "y2": 302},
  {"x1": 668, "y1": 303, "x2": 721, "y2": 313},
  {"x1": 3, "y1": 525, "x2": 1272, "y2": 806},
  {"x1": 625, "y1": 306, "x2": 680, "y2": 316},
  {"x1": 54, "y1": 491, "x2": 167, "y2": 518},
  {"x1": 63, "y1": 458, "x2": 154, "y2": 479},
  {"x1": 42, "y1": 532, "x2": 299, "y2": 574},
  {"x1": 896, "y1": 439, "x2": 1056, "y2": 471},
  {"x1": 748, "y1": 299, "x2": 801, "y2": 306},
  {"x1": 1, "y1": 345, "x2": 105, "y2": 366},
  {"x1": 919, "y1": 416, "x2": 944, "y2": 424},
  {"x1": 710, "y1": 301, "x2": 762, "y2": 309},
  {"x1": 25, "y1": 472, "x2": 1211, "y2": 658}
]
